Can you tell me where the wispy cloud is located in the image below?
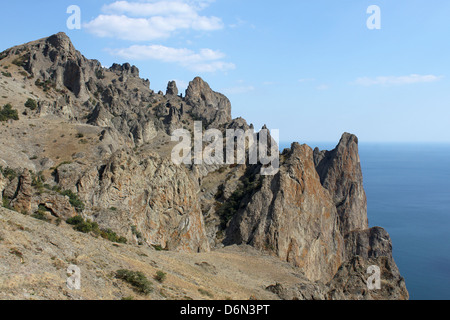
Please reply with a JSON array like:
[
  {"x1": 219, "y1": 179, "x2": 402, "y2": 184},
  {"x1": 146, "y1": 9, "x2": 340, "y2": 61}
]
[
  {"x1": 107, "y1": 44, "x2": 235, "y2": 72},
  {"x1": 354, "y1": 74, "x2": 444, "y2": 86},
  {"x1": 84, "y1": 0, "x2": 223, "y2": 41}
]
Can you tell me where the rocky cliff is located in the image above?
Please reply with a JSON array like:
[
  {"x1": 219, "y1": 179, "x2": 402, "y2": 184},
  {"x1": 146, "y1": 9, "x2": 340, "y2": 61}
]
[{"x1": 0, "y1": 33, "x2": 408, "y2": 300}]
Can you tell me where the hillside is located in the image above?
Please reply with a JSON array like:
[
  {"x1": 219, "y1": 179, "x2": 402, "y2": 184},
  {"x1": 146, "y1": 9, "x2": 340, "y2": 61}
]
[{"x1": 0, "y1": 32, "x2": 408, "y2": 300}]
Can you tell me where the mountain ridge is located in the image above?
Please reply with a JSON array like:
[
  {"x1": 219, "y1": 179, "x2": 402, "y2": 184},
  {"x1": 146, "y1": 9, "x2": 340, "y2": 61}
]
[{"x1": 0, "y1": 32, "x2": 408, "y2": 300}]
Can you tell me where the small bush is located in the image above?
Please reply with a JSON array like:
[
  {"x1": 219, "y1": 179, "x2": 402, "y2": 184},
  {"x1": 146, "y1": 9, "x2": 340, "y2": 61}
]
[
  {"x1": 12, "y1": 55, "x2": 27, "y2": 67},
  {"x1": 154, "y1": 271, "x2": 167, "y2": 283},
  {"x1": 0, "y1": 104, "x2": 19, "y2": 122},
  {"x1": 151, "y1": 244, "x2": 168, "y2": 251},
  {"x1": 131, "y1": 225, "x2": 143, "y2": 239},
  {"x1": 66, "y1": 215, "x2": 84, "y2": 226},
  {"x1": 0, "y1": 166, "x2": 17, "y2": 181},
  {"x1": 2, "y1": 196, "x2": 12, "y2": 210},
  {"x1": 74, "y1": 219, "x2": 99, "y2": 233},
  {"x1": 100, "y1": 229, "x2": 127, "y2": 244},
  {"x1": 32, "y1": 205, "x2": 50, "y2": 222},
  {"x1": 116, "y1": 269, "x2": 153, "y2": 295},
  {"x1": 1, "y1": 71, "x2": 12, "y2": 78},
  {"x1": 25, "y1": 98, "x2": 37, "y2": 111},
  {"x1": 198, "y1": 288, "x2": 214, "y2": 298},
  {"x1": 67, "y1": 216, "x2": 127, "y2": 243},
  {"x1": 60, "y1": 190, "x2": 85, "y2": 212}
]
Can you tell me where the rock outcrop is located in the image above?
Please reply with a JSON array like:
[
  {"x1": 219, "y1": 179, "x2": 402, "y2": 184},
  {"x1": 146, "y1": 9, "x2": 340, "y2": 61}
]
[
  {"x1": 166, "y1": 81, "x2": 179, "y2": 96},
  {"x1": 77, "y1": 151, "x2": 210, "y2": 252},
  {"x1": 11, "y1": 170, "x2": 33, "y2": 214},
  {"x1": 185, "y1": 77, "x2": 232, "y2": 128},
  {"x1": 0, "y1": 32, "x2": 408, "y2": 300},
  {"x1": 313, "y1": 133, "x2": 368, "y2": 235},
  {"x1": 226, "y1": 144, "x2": 344, "y2": 282}
]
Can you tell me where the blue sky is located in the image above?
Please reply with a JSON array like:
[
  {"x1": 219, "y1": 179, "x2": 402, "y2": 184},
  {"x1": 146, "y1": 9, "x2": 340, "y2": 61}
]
[{"x1": 1, "y1": 0, "x2": 450, "y2": 143}]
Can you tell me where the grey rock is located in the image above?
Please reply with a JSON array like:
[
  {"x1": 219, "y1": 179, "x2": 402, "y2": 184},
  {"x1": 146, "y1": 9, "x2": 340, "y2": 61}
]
[
  {"x1": 166, "y1": 81, "x2": 178, "y2": 96},
  {"x1": 314, "y1": 133, "x2": 368, "y2": 235},
  {"x1": 185, "y1": 77, "x2": 232, "y2": 128}
]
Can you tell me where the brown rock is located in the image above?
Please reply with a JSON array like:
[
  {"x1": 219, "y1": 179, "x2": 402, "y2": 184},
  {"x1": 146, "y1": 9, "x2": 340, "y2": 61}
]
[
  {"x1": 226, "y1": 143, "x2": 344, "y2": 282},
  {"x1": 185, "y1": 77, "x2": 232, "y2": 128},
  {"x1": 314, "y1": 133, "x2": 368, "y2": 235},
  {"x1": 11, "y1": 169, "x2": 33, "y2": 214}
]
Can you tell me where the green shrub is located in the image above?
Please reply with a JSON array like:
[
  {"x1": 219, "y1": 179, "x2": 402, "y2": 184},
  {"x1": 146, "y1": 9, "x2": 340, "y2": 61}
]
[
  {"x1": 198, "y1": 288, "x2": 214, "y2": 298},
  {"x1": 216, "y1": 168, "x2": 263, "y2": 229},
  {"x1": 131, "y1": 225, "x2": 143, "y2": 239},
  {"x1": 0, "y1": 104, "x2": 19, "y2": 122},
  {"x1": 2, "y1": 196, "x2": 12, "y2": 210},
  {"x1": 151, "y1": 244, "x2": 168, "y2": 251},
  {"x1": 116, "y1": 269, "x2": 153, "y2": 295},
  {"x1": 1, "y1": 71, "x2": 12, "y2": 78},
  {"x1": 12, "y1": 55, "x2": 27, "y2": 67},
  {"x1": 67, "y1": 216, "x2": 127, "y2": 243},
  {"x1": 154, "y1": 271, "x2": 167, "y2": 283},
  {"x1": 0, "y1": 166, "x2": 17, "y2": 181},
  {"x1": 75, "y1": 219, "x2": 99, "y2": 233},
  {"x1": 32, "y1": 205, "x2": 50, "y2": 222},
  {"x1": 66, "y1": 215, "x2": 84, "y2": 226},
  {"x1": 60, "y1": 190, "x2": 85, "y2": 212},
  {"x1": 24, "y1": 98, "x2": 37, "y2": 111},
  {"x1": 99, "y1": 229, "x2": 127, "y2": 244}
]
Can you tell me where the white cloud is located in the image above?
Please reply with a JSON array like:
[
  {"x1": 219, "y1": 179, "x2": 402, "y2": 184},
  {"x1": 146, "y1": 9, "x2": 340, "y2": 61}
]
[
  {"x1": 354, "y1": 74, "x2": 444, "y2": 86},
  {"x1": 84, "y1": 0, "x2": 223, "y2": 41},
  {"x1": 108, "y1": 44, "x2": 235, "y2": 72}
]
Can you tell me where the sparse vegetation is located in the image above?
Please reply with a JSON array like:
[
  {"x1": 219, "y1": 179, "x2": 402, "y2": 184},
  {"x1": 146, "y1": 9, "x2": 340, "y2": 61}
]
[
  {"x1": 1, "y1": 71, "x2": 12, "y2": 77},
  {"x1": 116, "y1": 269, "x2": 153, "y2": 295},
  {"x1": 0, "y1": 104, "x2": 19, "y2": 121},
  {"x1": 99, "y1": 229, "x2": 127, "y2": 244},
  {"x1": 12, "y1": 55, "x2": 27, "y2": 67},
  {"x1": 25, "y1": 98, "x2": 37, "y2": 111},
  {"x1": 151, "y1": 244, "x2": 168, "y2": 251},
  {"x1": 154, "y1": 271, "x2": 167, "y2": 283},
  {"x1": 216, "y1": 168, "x2": 263, "y2": 229},
  {"x1": 32, "y1": 205, "x2": 50, "y2": 222},
  {"x1": 2, "y1": 196, "x2": 12, "y2": 210},
  {"x1": 198, "y1": 288, "x2": 214, "y2": 298},
  {"x1": 131, "y1": 225, "x2": 143, "y2": 239},
  {"x1": 66, "y1": 215, "x2": 127, "y2": 243},
  {"x1": 60, "y1": 190, "x2": 85, "y2": 212},
  {"x1": 0, "y1": 166, "x2": 17, "y2": 181},
  {"x1": 35, "y1": 79, "x2": 56, "y2": 92}
]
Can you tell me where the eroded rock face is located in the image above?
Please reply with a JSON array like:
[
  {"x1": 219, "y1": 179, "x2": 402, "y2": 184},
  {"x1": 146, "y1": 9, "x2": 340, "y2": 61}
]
[
  {"x1": 0, "y1": 32, "x2": 408, "y2": 299},
  {"x1": 0, "y1": 172, "x2": 6, "y2": 195},
  {"x1": 185, "y1": 77, "x2": 232, "y2": 128},
  {"x1": 11, "y1": 170, "x2": 33, "y2": 214},
  {"x1": 37, "y1": 193, "x2": 77, "y2": 220},
  {"x1": 77, "y1": 151, "x2": 210, "y2": 253},
  {"x1": 226, "y1": 143, "x2": 344, "y2": 282},
  {"x1": 314, "y1": 133, "x2": 368, "y2": 235},
  {"x1": 166, "y1": 81, "x2": 179, "y2": 96},
  {"x1": 327, "y1": 256, "x2": 409, "y2": 300}
]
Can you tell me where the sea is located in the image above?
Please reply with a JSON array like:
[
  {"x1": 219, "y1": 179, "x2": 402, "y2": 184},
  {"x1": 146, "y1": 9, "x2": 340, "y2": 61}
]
[{"x1": 280, "y1": 141, "x2": 450, "y2": 300}]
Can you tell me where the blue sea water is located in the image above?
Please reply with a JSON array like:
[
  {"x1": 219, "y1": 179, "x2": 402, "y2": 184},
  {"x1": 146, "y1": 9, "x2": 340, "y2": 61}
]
[{"x1": 280, "y1": 141, "x2": 450, "y2": 300}]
